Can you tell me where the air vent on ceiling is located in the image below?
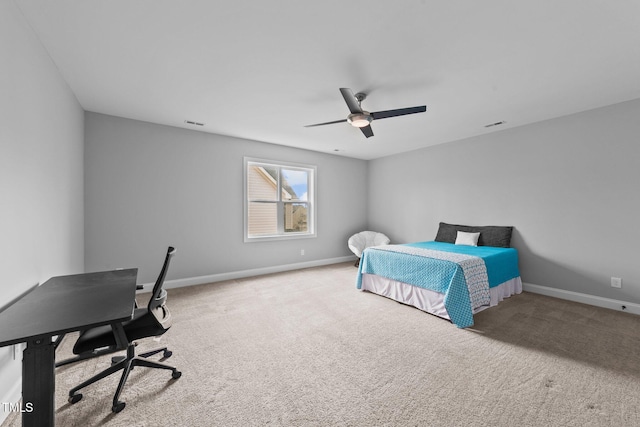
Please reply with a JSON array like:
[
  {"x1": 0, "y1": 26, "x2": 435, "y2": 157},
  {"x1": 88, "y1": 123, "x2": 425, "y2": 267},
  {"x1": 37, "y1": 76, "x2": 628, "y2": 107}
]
[
  {"x1": 484, "y1": 121, "x2": 506, "y2": 128},
  {"x1": 184, "y1": 120, "x2": 205, "y2": 126}
]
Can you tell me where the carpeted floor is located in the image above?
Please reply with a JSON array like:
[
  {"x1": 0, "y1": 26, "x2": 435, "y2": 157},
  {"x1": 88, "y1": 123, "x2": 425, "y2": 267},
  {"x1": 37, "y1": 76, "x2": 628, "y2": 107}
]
[{"x1": 4, "y1": 262, "x2": 640, "y2": 426}]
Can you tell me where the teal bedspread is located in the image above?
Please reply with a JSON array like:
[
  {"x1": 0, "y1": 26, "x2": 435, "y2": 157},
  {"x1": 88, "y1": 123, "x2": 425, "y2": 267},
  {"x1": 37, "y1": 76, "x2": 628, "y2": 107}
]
[{"x1": 356, "y1": 241, "x2": 520, "y2": 328}]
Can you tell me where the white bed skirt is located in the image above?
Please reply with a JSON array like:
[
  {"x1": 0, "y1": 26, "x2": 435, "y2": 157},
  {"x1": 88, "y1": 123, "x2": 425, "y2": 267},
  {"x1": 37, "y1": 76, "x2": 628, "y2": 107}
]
[{"x1": 360, "y1": 274, "x2": 523, "y2": 321}]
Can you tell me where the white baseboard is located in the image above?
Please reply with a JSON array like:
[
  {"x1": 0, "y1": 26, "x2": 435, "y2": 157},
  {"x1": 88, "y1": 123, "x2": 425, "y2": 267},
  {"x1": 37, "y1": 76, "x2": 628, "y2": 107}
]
[
  {"x1": 139, "y1": 262, "x2": 640, "y2": 318},
  {"x1": 138, "y1": 255, "x2": 357, "y2": 291},
  {"x1": 523, "y1": 282, "x2": 640, "y2": 316}
]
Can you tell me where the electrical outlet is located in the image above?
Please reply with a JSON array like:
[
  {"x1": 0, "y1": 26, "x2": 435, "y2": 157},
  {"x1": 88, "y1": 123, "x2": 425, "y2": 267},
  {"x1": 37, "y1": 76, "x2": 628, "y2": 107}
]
[
  {"x1": 611, "y1": 277, "x2": 622, "y2": 288},
  {"x1": 300, "y1": 249, "x2": 305, "y2": 256}
]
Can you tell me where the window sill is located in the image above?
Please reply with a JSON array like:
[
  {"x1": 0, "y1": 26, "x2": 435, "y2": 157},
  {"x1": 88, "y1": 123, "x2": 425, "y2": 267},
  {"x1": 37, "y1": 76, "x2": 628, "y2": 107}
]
[{"x1": 244, "y1": 233, "x2": 317, "y2": 243}]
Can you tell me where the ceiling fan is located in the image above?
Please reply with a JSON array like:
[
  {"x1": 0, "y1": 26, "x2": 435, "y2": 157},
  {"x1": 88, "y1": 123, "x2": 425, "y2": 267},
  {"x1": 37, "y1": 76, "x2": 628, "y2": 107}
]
[{"x1": 305, "y1": 88, "x2": 426, "y2": 138}]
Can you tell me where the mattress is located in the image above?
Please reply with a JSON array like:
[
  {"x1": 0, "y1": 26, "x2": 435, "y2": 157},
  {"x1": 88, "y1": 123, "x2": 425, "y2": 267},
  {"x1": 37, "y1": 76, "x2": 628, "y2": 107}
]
[{"x1": 360, "y1": 274, "x2": 522, "y2": 321}]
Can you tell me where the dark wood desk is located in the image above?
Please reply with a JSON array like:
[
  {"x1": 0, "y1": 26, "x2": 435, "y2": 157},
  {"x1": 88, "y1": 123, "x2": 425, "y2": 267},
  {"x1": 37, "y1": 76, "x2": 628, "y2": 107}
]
[{"x1": 0, "y1": 269, "x2": 138, "y2": 427}]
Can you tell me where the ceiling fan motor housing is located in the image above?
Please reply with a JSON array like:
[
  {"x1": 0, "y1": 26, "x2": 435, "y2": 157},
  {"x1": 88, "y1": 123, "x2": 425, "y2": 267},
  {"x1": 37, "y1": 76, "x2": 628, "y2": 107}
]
[{"x1": 347, "y1": 112, "x2": 372, "y2": 128}]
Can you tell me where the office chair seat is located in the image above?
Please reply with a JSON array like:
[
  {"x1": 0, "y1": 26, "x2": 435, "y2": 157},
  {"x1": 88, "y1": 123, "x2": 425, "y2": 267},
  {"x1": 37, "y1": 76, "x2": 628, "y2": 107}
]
[
  {"x1": 73, "y1": 307, "x2": 166, "y2": 354},
  {"x1": 67, "y1": 247, "x2": 181, "y2": 414}
]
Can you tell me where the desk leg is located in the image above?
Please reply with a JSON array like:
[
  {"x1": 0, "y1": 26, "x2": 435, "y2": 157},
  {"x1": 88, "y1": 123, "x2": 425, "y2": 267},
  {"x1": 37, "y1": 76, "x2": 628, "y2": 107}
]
[{"x1": 22, "y1": 336, "x2": 55, "y2": 427}]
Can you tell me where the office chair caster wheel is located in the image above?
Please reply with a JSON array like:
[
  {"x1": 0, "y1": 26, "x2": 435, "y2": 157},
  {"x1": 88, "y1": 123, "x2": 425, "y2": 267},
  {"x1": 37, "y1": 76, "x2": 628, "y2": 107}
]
[
  {"x1": 172, "y1": 370, "x2": 182, "y2": 379},
  {"x1": 112, "y1": 401, "x2": 126, "y2": 413},
  {"x1": 68, "y1": 393, "x2": 82, "y2": 404},
  {"x1": 163, "y1": 350, "x2": 172, "y2": 358}
]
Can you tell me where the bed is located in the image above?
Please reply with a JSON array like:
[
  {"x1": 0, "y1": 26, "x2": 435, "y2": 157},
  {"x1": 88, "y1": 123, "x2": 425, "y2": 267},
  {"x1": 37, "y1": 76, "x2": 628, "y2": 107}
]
[{"x1": 355, "y1": 222, "x2": 522, "y2": 328}]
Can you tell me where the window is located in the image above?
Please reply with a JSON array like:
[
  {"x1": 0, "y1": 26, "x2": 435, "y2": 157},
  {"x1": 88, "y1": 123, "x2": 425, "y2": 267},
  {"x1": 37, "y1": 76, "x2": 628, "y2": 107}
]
[{"x1": 244, "y1": 158, "x2": 316, "y2": 241}]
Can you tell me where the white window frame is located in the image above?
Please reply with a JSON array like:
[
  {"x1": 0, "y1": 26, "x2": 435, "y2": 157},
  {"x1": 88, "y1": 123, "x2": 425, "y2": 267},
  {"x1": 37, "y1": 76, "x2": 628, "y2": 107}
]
[{"x1": 243, "y1": 157, "x2": 316, "y2": 242}]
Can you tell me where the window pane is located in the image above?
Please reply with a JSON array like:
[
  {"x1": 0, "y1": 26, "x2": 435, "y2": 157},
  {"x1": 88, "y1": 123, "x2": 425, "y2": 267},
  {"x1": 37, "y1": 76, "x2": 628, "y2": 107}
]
[
  {"x1": 281, "y1": 169, "x2": 308, "y2": 201},
  {"x1": 248, "y1": 201, "x2": 277, "y2": 236},
  {"x1": 284, "y1": 202, "x2": 308, "y2": 233},
  {"x1": 247, "y1": 164, "x2": 277, "y2": 201},
  {"x1": 245, "y1": 158, "x2": 315, "y2": 241}
]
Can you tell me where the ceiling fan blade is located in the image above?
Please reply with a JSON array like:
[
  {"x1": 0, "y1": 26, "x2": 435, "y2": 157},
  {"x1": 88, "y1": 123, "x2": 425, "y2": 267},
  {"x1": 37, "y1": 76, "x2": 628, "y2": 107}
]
[
  {"x1": 304, "y1": 119, "x2": 348, "y2": 127},
  {"x1": 339, "y1": 88, "x2": 363, "y2": 114},
  {"x1": 360, "y1": 125, "x2": 374, "y2": 138},
  {"x1": 371, "y1": 105, "x2": 427, "y2": 120}
]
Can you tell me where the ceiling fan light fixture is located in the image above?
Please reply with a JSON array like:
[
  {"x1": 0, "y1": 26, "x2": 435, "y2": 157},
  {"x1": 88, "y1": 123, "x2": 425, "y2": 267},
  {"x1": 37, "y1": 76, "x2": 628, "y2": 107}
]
[{"x1": 347, "y1": 112, "x2": 372, "y2": 128}]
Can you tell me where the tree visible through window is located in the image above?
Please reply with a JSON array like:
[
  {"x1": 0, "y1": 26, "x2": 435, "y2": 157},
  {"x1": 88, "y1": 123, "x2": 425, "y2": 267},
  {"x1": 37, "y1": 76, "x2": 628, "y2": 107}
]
[{"x1": 244, "y1": 158, "x2": 316, "y2": 241}]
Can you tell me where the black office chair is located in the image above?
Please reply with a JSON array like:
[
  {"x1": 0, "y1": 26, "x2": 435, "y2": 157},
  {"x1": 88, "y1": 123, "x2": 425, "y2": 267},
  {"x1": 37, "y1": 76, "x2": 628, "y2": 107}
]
[
  {"x1": 55, "y1": 286, "x2": 145, "y2": 367},
  {"x1": 67, "y1": 246, "x2": 181, "y2": 413}
]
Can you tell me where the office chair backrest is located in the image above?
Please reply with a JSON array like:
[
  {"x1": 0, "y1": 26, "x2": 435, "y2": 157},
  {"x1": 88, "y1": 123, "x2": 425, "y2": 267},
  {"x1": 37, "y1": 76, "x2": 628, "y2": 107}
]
[{"x1": 148, "y1": 247, "x2": 176, "y2": 329}]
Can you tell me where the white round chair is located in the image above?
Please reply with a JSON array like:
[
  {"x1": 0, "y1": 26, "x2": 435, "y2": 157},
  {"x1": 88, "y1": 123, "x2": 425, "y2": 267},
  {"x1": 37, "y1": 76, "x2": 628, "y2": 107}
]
[{"x1": 348, "y1": 231, "x2": 390, "y2": 267}]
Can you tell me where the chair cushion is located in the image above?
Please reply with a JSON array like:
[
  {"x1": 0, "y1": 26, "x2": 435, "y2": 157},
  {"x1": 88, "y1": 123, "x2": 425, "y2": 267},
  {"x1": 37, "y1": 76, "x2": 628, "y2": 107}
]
[{"x1": 348, "y1": 231, "x2": 391, "y2": 258}]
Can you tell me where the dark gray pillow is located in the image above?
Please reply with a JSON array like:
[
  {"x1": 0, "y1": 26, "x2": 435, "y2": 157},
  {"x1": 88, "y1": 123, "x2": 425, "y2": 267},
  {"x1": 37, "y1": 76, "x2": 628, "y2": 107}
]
[{"x1": 434, "y1": 222, "x2": 513, "y2": 248}]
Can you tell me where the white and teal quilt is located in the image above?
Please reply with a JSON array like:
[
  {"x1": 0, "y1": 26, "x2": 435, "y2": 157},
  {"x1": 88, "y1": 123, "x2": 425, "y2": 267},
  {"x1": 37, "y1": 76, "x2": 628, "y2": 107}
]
[{"x1": 356, "y1": 241, "x2": 520, "y2": 328}]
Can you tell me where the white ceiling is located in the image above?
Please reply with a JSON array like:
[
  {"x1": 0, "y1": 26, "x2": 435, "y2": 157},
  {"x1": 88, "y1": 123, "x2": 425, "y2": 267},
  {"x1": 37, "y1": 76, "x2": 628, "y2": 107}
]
[{"x1": 16, "y1": 0, "x2": 640, "y2": 160}]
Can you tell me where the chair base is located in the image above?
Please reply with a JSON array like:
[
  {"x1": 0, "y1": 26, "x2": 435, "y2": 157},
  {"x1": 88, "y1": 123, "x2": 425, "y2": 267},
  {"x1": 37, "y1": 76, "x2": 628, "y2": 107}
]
[
  {"x1": 56, "y1": 345, "x2": 122, "y2": 368},
  {"x1": 68, "y1": 342, "x2": 181, "y2": 413},
  {"x1": 110, "y1": 346, "x2": 172, "y2": 365}
]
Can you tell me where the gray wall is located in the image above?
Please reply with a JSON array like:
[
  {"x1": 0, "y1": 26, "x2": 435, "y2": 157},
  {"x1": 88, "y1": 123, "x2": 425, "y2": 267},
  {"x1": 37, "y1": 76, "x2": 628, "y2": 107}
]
[
  {"x1": 0, "y1": 0, "x2": 84, "y2": 418},
  {"x1": 84, "y1": 113, "x2": 368, "y2": 284},
  {"x1": 368, "y1": 98, "x2": 640, "y2": 303}
]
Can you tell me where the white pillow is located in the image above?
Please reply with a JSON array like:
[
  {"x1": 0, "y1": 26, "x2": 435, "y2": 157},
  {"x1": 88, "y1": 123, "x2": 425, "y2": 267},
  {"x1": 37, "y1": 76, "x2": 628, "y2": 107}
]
[{"x1": 455, "y1": 231, "x2": 480, "y2": 246}]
